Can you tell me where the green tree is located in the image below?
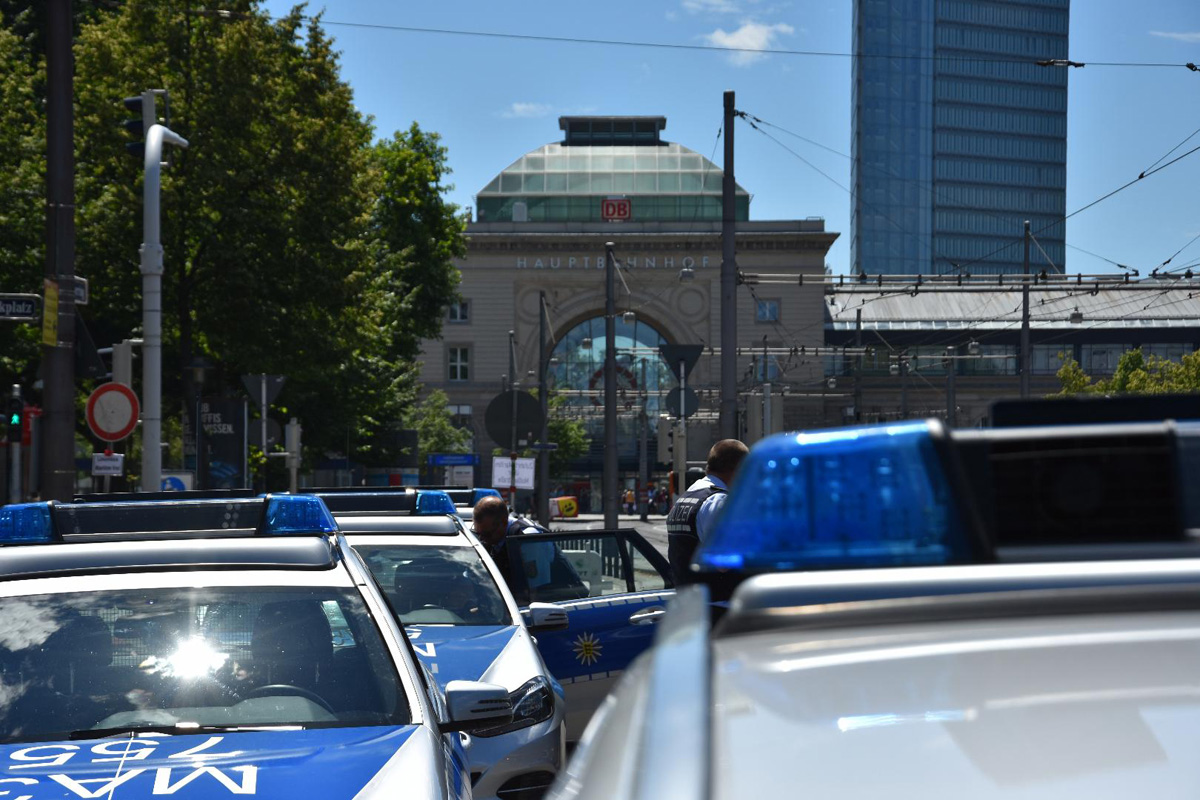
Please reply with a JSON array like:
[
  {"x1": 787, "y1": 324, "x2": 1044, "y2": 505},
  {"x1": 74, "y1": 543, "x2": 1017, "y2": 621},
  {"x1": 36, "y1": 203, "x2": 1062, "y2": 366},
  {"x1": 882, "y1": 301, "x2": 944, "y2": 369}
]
[
  {"x1": 546, "y1": 397, "x2": 590, "y2": 478},
  {"x1": 0, "y1": 15, "x2": 45, "y2": 388},
  {"x1": 1055, "y1": 348, "x2": 1200, "y2": 396},
  {"x1": 404, "y1": 389, "x2": 470, "y2": 469},
  {"x1": 366, "y1": 125, "x2": 467, "y2": 359}
]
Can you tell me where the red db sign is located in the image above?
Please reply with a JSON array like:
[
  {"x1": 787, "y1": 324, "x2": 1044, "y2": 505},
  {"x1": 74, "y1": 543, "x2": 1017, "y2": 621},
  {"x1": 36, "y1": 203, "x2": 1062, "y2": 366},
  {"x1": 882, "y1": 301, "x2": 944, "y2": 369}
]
[{"x1": 601, "y1": 197, "x2": 631, "y2": 222}]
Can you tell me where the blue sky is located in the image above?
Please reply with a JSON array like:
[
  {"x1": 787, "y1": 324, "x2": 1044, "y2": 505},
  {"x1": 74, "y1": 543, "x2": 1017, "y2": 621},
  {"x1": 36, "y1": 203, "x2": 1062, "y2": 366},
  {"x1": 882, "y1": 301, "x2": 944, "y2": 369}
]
[{"x1": 264, "y1": 0, "x2": 1199, "y2": 275}]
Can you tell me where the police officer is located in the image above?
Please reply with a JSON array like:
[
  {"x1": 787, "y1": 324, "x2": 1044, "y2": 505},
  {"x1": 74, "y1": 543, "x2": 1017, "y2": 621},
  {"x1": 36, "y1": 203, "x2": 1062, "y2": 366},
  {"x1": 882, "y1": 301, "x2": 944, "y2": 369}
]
[
  {"x1": 471, "y1": 495, "x2": 547, "y2": 588},
  {"x1": 666, "y1": 439, "x2": 749, "y2": 581}
]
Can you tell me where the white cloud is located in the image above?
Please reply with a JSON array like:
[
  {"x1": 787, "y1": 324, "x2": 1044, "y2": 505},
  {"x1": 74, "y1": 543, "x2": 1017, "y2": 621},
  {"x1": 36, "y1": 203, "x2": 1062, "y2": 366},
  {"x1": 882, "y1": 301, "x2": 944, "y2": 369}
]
[
  {"x1": 501, "y1": 102, "x2": 553, "y2": 119},
  {"x1": 1150, "y1": 30, "x2": 1200, "y2": 43},
  {"x1": 683, "y1": 0, "x2": 741, "y2": 13},
  {"x1": 704, "y1": 21, "x2": 794, "y2": 65}
]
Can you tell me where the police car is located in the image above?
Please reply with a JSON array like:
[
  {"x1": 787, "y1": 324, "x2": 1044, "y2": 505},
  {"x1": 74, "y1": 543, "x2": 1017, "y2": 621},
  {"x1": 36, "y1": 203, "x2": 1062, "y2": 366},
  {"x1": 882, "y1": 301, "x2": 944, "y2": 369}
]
[
  {"x1": 0, "y1": 494, "x2": 518, "y2": 799},
  {"x1": 314, "y1": 488, "x2": 677, "y2": 743},
  {"x1": 308, "y1": 487, "x2": 566, "y2": 800},
  {"x1": 552, "y1": 417, "x2": 1200, "y2": 799}
]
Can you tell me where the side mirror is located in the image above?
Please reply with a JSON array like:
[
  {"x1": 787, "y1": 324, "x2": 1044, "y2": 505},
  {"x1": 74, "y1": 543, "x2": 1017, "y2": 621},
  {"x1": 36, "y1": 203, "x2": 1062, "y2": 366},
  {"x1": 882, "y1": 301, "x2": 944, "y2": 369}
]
[
  {"x1": 442, "y1": 680, "x2": 513, "y2": 733},
  {"x1": 523, "y1": 602, "x2": 569, "y2": 632}
]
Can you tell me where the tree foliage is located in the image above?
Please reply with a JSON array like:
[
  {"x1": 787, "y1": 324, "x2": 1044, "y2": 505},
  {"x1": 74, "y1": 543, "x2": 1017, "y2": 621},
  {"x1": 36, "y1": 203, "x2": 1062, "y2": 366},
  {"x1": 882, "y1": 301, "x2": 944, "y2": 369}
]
[
  {"x1": 0, "y1": 2, "x2": 466, "y2": 468},
  {"x1": 403, "y1": 389, "x2": 471, "y2": 469},
  {"x1": 0, "y1": 13, "x2": 44, "y2": 385},
  {"x1": 1055, "y1": 348, "x2": 1200, "y2": 396}
]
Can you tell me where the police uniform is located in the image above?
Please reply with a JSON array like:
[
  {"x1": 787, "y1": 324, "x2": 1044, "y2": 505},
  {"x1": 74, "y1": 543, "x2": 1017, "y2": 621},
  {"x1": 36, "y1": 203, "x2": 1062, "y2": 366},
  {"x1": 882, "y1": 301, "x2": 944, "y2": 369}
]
[
  {"x1": 666, "y1": 476, "x2": 729, "y2": 580},
  {"x1": 487, "y1": 516, "x2": 546, "y2": 587}
]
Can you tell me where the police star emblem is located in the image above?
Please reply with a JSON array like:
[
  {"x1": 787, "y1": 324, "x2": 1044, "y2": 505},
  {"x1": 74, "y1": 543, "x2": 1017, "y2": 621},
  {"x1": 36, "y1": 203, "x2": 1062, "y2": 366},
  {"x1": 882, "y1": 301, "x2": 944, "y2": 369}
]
[{"x1": 572, "y1": 632, "x2": 603, "y2": 666}]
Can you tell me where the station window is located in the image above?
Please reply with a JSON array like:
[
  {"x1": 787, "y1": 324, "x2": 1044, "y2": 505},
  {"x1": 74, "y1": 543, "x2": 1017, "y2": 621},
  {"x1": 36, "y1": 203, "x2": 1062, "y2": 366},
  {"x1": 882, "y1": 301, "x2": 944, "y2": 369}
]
[
  {"x1": 447, "y1": 300, "x2": 469, "y2": 324},
  {"x1": 448, "y1": 347, "x2": 470, "y2": 382},
  {"x1": 755, "y1": 299, "x2": 781, "y2": 323}
]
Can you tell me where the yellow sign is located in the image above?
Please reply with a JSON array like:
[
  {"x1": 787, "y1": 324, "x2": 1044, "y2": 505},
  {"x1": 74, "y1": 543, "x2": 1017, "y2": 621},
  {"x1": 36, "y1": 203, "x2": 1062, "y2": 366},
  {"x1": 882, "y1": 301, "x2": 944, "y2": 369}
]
[
  {"x1": 41, "y1": 278, "x2": 58, "y2": 346},
  {"x1": 552, "y1": 496, "x2": 579, "y2": 518}
]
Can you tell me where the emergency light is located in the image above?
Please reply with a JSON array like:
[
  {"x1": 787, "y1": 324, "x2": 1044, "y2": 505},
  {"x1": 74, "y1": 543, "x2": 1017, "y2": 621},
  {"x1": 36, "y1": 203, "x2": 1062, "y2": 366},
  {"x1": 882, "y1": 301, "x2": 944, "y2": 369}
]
[
  {"x1": 0, "y1": 494, "x2": 339, "y2": 545},
  {"x1": 414, "y1": 489, "x2": 458, "y2": 516},
  {"x1": 0, "y1": 502, "x2": 54, "y2": 544},
  {"x1": 697, "y1": 421, "x2": 973, "y2": 573}
]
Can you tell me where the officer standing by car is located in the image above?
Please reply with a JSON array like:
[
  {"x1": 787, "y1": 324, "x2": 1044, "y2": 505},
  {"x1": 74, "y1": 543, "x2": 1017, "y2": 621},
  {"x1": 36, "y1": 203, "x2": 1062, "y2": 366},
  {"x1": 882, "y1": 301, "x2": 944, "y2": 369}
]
[
  {"x1": 472, "y1": 494, "x2": 547, "y2": 587},
  {"x1": 665, "y1": 438, "x2": 749, "y2": 581}
]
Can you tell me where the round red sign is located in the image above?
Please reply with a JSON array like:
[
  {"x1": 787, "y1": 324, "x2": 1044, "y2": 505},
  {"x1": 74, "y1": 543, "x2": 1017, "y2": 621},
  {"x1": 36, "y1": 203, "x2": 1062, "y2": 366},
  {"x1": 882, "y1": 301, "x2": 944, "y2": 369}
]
[{"x1": 86, "y1": 382, "x2": 140, "y2": 442}]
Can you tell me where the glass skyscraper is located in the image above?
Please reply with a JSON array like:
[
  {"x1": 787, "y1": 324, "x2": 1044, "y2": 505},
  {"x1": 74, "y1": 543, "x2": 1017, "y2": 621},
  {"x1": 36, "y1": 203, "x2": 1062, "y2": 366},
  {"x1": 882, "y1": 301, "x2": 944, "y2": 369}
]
[{"x1": 851, "y1": 0, "x2": 1069, "y2": 275}]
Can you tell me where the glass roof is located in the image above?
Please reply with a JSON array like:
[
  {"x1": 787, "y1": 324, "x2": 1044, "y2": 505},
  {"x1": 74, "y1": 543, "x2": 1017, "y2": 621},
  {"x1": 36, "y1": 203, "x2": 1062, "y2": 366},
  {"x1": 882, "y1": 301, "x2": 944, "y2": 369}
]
[{"x1": 478, "y1": 142, "x2": 749, "y2": 197}]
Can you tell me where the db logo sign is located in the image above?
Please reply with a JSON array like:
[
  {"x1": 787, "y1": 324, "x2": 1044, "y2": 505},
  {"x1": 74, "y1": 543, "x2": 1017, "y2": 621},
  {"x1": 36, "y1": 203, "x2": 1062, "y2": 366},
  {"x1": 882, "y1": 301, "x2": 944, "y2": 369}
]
[{"x1": 601, "y1": 197, "x2": 631, "y2": 222}]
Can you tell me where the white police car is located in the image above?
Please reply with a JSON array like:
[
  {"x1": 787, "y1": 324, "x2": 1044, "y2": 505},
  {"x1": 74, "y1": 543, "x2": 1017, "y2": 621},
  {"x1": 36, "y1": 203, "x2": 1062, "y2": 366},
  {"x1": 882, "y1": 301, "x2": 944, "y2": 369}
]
[
  {"x1": 309, "y1": 487, "x2": 568, "y2": 800},
  {"x1": 0, "y1": 494, "x2": 517, "y2": 799},
  {"x1": 552, "y1": 418, "x2": 1200, "y2": 799}
]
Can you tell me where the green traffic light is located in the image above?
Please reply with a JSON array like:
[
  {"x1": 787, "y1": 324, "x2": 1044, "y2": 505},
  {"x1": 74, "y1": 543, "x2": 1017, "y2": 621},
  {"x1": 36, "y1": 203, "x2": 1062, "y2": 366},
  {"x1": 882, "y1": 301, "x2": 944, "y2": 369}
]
[{"x1": 8, "y1": 414, "x2": 17, "y2": 425}]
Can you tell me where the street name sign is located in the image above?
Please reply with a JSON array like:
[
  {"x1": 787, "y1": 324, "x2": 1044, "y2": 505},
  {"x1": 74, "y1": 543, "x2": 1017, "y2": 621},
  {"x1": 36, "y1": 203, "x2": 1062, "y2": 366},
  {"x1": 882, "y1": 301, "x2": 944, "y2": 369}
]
[{"x1": 0, "y1": 294, "x2": 40, "y2": 322}]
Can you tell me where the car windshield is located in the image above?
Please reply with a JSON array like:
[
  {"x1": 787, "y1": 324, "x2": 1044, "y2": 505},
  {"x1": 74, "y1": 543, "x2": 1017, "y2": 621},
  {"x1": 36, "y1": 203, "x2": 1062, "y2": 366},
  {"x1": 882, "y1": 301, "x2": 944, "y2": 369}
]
[
  {"x1": 355, "y1": 545, "x2": 513, "y2": 626},
  {"x1": 0, "y1": 586, "x2": 410, "y2": 744}
]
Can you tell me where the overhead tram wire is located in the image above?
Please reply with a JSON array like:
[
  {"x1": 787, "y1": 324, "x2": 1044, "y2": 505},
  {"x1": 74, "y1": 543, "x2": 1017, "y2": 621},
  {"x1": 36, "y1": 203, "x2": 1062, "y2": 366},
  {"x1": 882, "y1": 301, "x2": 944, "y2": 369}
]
[
  {"x1": 932, "y1": 140, "x2": 1200, "y2": 276},
  {"x1": 1141, "y1": 123, "x2": 1200, "y2": 177},
  {"x1": 186, "y1": 9, "x2": 1200, "y2": 72},
  {"x1": 738, "y1": 114, "x2": 957, "y2": 276},
  {"x1": 742, "y1": 111, "x2": 1134, "y2": 275}
]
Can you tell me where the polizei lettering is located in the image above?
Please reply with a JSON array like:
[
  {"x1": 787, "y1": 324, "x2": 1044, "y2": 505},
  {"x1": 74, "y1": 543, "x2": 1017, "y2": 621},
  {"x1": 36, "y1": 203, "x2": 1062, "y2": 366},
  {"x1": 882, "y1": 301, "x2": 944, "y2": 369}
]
[{"x1": 4, "y1": 738, "x2": 259, "y2": 797}]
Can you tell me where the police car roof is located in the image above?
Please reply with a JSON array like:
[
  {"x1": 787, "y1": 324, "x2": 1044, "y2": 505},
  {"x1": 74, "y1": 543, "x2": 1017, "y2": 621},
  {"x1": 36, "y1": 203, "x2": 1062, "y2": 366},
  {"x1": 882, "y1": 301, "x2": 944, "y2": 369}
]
[
  {"x1": 0, "y1": 536, "x2": 338, "y2": 582},
  {"x1": 706, "y1": 601, "x2": 1200, "y2": 799},
  {"x1": 717, "y1": 558, "x2": 1200, "y2": 637},
  {"x1": 333, "y1": 513, "x2": 463, "y2": 536}
]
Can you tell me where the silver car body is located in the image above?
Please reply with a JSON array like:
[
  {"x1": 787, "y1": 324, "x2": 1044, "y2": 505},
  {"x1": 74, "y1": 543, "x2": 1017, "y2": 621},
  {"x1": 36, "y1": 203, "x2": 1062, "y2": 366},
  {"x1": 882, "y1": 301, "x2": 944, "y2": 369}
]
[
  {"x1": 554, "y1": 560, "x2": 1200, "y2": 800},
  {"x1": 342, "y1": 515, "x2": 566, "y2": 800}
]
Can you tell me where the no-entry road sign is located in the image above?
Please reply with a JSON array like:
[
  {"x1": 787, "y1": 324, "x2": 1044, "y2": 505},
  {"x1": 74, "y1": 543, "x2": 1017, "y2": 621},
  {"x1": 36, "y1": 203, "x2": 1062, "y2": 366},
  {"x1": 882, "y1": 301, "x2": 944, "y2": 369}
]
[{"x1": 86, "y1": 382, "x2": 140, "y2": 442}]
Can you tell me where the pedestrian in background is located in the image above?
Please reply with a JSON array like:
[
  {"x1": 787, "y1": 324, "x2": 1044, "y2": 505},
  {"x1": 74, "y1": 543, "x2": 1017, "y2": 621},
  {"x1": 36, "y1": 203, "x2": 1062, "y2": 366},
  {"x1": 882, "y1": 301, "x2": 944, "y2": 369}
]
[{"x1": 665, "y1": 439, "x2": 749, "y2": 581}]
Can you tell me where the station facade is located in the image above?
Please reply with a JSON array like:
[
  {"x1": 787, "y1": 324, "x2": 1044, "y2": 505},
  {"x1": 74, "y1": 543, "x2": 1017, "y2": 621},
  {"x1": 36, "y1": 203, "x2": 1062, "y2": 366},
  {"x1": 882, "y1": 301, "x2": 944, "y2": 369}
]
[{"x1": 417, "y1": 116, "x2": 837, "y2": 498}]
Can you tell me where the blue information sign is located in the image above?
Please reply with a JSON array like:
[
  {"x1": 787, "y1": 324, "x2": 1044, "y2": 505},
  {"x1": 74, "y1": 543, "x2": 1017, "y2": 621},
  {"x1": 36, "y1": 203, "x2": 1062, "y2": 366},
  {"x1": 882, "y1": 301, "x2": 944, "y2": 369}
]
[{"x1": 428, "y1": 453, "x2": 479, "y2": 467}]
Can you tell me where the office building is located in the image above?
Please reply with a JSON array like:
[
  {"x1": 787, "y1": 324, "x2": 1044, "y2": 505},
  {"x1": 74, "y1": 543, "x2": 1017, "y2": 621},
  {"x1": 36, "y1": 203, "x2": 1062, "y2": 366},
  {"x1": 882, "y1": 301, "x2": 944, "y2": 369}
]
[{"x1": 851, "y1": 0, "x2": 1070, "y2": 275}]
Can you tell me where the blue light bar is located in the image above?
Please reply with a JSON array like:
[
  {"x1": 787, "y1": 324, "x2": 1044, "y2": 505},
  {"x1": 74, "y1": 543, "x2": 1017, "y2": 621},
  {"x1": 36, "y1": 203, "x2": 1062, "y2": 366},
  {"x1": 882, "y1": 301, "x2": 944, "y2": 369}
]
[
  {"x1": 473, "y1": 488, "x2": 502, "y2": 503},
  {"x1": 262, "y1": 495, "x2": 339, "y2": 536},
  {"x1": 696, "y1": 422, "x2": 971, "y2": 573},
  {"x1": 415, "y1": 490, "x2": 457, "y2": 516},
  {"x1": 0, "y1": 503, "x2": 55, "y2": 544}
]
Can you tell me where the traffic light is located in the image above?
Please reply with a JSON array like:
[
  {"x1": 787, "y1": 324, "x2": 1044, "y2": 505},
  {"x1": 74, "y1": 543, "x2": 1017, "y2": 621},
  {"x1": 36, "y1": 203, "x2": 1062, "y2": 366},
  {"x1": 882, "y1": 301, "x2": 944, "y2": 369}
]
[
  {"x1": 6, "y1": 397, "x2": 22, "y2": 444},
  {"x1": 122, "y1": 90, "x2": 169, "y2": 159}
]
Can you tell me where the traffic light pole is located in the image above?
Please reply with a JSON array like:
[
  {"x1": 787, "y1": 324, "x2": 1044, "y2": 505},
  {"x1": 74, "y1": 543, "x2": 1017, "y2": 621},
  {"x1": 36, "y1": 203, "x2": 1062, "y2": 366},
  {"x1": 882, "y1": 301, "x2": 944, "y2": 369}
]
[
  {"x1": 9, "y1": 386, "x2": 21, "y2": 503},
  {"x1": 140, "y1": 124, "x2": 189, "y2": 492}
]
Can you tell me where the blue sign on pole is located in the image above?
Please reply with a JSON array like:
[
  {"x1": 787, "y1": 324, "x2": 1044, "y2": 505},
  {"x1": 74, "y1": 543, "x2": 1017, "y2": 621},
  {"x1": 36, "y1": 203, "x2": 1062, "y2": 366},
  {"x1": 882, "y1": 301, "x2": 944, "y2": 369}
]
[{"x1": 427, "y1": 453, "x2": 479, "y2": 467}]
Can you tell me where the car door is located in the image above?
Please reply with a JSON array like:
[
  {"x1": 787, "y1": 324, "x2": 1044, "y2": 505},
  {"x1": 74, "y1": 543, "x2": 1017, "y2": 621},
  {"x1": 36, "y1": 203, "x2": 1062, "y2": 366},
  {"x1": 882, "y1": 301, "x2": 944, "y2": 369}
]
[{"x1": 503, "y1": 528, "x2": 674, "y2": 740}]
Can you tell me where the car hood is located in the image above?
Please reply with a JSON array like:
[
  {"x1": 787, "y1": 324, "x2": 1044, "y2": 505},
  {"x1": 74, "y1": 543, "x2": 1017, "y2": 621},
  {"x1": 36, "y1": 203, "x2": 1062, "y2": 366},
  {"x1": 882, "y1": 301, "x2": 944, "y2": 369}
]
[
  {"x1": 406, "y1": 624, "x2": 524, "y2": 687},
  {"x1": 0, "y1": 725, "x2": 445, "y2": 800}
]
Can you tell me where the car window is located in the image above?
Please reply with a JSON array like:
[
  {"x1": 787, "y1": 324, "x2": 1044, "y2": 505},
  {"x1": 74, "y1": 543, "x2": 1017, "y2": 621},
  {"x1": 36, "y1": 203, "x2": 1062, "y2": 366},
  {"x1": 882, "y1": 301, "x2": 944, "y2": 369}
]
[
  {"x1": 0, "y1": 587, "x2": 410, "y2": 744},
  {"x1": 510, "y1": 534, "x2": 633, "y2": 602},
  {"x1": 629, "y1": 542, "x2": 668, "y2": 592},
  {"x1": 354, "y1": 545, "x2": 514, "y2": 626}
]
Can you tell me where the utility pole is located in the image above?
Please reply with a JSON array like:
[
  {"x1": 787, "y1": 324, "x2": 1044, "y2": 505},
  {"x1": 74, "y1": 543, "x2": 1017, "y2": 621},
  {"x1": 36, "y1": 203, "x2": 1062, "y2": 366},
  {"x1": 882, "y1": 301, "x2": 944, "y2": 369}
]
[
  {"x1": 1020, "y1": 219, "x2": 1032, "y2": 399},
  {"x1": 638, "y1": 359, "x2": 648, "y2": 522},
  {"x1": 603, "y1": 243, "x2": 618, "y2": 529},
  {"x1": 853, "y1": 308, "x2": 863, "y2": 422},
  {"x1": 139, "y1": 120, "x2": 189, "y2": 492},
  {"x1": 537, "y1": 292, "x2": 550, "y2": 526},
  {"x1": 900, "y1": 356, "x2": 910, "y2": 419},
  {"x1": 761, "y1": 336, "x2": 771, "y2": 437},
  {"x1": 41, "y1": 0, "x2": 78, "y2": 501},
  {"x1": 720, "y1": 90, "x2": 738, "y2": 439},
  {"x1": 945, "y1": 347, "x2": 957, "y2": 427}
]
